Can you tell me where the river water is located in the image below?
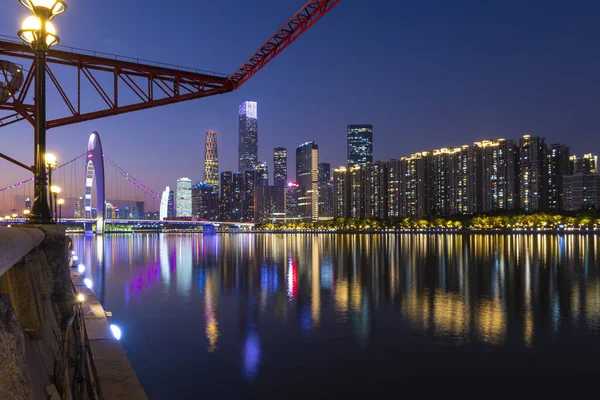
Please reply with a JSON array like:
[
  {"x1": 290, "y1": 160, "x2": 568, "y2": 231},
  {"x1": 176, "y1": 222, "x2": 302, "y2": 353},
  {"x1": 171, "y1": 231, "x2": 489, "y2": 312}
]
[{"x1": 71, "y1": 233, "x2": 600, "y2": 398}]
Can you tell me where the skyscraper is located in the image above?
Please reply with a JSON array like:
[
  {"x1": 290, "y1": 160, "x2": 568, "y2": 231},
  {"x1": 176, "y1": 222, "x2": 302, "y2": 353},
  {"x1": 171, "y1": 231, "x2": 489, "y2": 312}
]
[
  {"x1": 333, "y1": 167, "x2": 350, "y2": 218},
  {"x1": 318, "y1": 162, "x2": 334, "y2": 218},
  {"x1": 242, "y1": 169, "x2": 256, "y2": 222},
  {"x1": 296, "y1": 141, "x2": 319, "y2": 220},
  {"x1": 192, "y1": 181, "x2": 219, "y2": 221},
  {"x1": 204, "y1": 131, "x2": 219, "y2": 193},
  {"x1": 365, "y1": 161, "x2": 388, "y2": 219},
  {"x1": 547, "y1": 143, "x2": 569, "y2": 211},
  {"x1": 519, "y1": 134, "x2": 547, "y2": 212},
  {"x1": 219, "y1": 172, "x2": 233, "y2": 221},
  {"x1": 273, "y1": 147, "x2": 287, "y2": 187},
  {"x1": 232, "y1": 172, "x2": 243, "y2": 222},
  {"x1": 176, "y1": 178, "x2": 192, "y2": 217},
  {"x1": 238, "y1": 101, "x2": 258, "y2": 172},
  {"x1": 168, "y1": 189, "x2": 175, "y2": 219},
  {"x1": 347, "y1": 125, "x2": 373, "y2": 167},
  {"x1": 255, "y1": 161, "x2": 269, "y2": 187},
  {"x1": 160, "y1": 186, "x2": 171, "y2": 220}
]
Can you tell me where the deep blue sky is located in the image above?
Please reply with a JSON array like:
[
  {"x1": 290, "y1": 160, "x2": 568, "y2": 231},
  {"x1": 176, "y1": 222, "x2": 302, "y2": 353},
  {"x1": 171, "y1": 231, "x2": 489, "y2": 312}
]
[{"x1": 1, "y1": 0, "x2": 599, "y2": 197}]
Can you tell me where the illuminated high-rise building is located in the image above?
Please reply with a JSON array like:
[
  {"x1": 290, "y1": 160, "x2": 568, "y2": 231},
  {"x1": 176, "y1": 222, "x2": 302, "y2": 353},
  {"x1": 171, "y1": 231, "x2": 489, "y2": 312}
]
[
  {"x1": 347, "y1": 125, "x2": 373, "y2": 167},
  {"x1": 318, "y1": 162, "x2": 333, "y2": 218},
  {"x1": 242, "y1": 169, "x2": 256, "y2": 222},
  {"x1": 255, "y1": 161, "x2": 268, "y2": 187},
  {"x1": 569, "y1": 153, "x2": 598, "y2": 174},
  {"x1": 296, "y1": 141, "x2": 319, "y2": 220},
  {"x1": 519, "y1": 134, "x2": 547, "y2": 212},
  {"x1": 399, "y1": 152, "x2": 430, "y2": 218},
  {"x1": 255, "y1": 186, "x2": 286, "y2": 223},
  {"x1": 204, "y1": 131, "x2": 219, "y2": 193},
  {"x1": 160, "y1": 186, "x2": 171, "y2": 220},
  {"x1": 273, "y1": 147, "x2": 287, "y2": 188},
  {"x1": 365, "y1": 161, "x2": 388, "y2": 219},
  {"x1": 238, "y1": 101, "x2": 258, "y2": 172},
  {"x1": 219, "y1": 172, "x2": 233, "y2": 221},
  {"x1": 333, "y1": 167, "x2": 349, "y2": 218},
  {"x1": 563, "y1": 173, "x2": 600, "y2": 212},
  {"x1": 547, "y1": 143, "x2": 569, "y2": 211},
  {"x1": 286, "y1": 182, "x2": 302, "y2": 219},
  {"x1": 232, "y1": 172, "x2": 243, "y2": 222},
  {"x1": 176, "y1": 178, "x2": 192, "y2": 217},
  {"x1": 387, "y1": 160, "x2": 401, "y2": 218},
  {"x1": 478, "y1": 139, "x2": 519, "y2": 212},
  {"x1": 192, "y1": 181, "x2": 218, "y2": 221},
  {"x1": 349, "y1": 164, "x2": 365, "y2": 218}
]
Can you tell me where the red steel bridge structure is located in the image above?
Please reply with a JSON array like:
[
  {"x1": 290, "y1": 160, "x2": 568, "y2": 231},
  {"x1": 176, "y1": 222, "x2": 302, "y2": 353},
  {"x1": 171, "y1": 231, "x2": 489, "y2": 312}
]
[{"x1": 0, "y1": 0, "x2": 339, "y2": 168}]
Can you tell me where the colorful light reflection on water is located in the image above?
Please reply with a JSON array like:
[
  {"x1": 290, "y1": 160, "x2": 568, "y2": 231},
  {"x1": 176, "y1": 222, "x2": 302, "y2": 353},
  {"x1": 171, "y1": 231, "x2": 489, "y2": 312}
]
[{"x1": 71, "y1": 233, "x2": 600, "y2": 398}]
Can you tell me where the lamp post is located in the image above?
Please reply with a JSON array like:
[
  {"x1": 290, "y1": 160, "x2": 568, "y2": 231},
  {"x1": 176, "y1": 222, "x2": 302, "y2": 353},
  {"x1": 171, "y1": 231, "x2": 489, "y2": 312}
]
[
  {"x1": 50, "y1": 185, "x2": 61, "y2": 221},
  {"x1": 45, "y1": 152, "x2": 56, "y2": 214},
  {"x1": 57, "y1": 198, "x2": 64, "y2": 221},
  {"x1": 17, "y1": 0, "x2": 67, "y2": 224}
]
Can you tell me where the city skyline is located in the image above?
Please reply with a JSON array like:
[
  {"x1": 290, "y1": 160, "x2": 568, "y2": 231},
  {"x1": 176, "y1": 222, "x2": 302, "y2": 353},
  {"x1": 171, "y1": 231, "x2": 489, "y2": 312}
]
[{"x1": 1, "y1": 1, "x2": 599, "y2": 195}]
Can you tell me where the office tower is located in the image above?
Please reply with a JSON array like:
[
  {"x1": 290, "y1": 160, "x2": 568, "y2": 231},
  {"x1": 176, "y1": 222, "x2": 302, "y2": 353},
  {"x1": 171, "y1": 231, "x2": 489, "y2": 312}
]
[
  {"x1": 242, "y1": 169, "x2": 256, "y2": 222},
  {"x1": 160, "y1": 186, "x2": 171, "y2": 220},
  {"x1": 238, "y1": 101, "x2": 258, "y2": 172},
  {"x1": 232, "y1": 172, "x2": 243, "y2": 222},
  {"x1": 219, "y1": 172, "x2": 233, "y2": 221},
  {"x1": 547, "y1": 144, "x2": 570, "y2": 212},
  {"x1": 296, "y1": 141, "x2": 319, "y2": 220},
  {"x1": 478, "y1": 139, "x2": 519, "y2": 212},
  {"x1": 168, "y1": 189, "x2": 175, "y2": 219},
  {"x1": 563, "y1": 173, "x2": 600, "y2": 211},
  {"x1": 387, "y1": 160, "x2": 401, "y2": 218},
  {"x1": 255, "y1": 186, "x2": 286, "y2": 223},
  {"x1": 364, "y1": 161, "x2": 388, "y2": 219},
  {"x1": 176, "y1": 178, "x2": 192, "y2": 217},
  {"x1": 347, "y1": 124, "x2": 373, "y2": 167},
  {"x1": 569, "y1": 153, "x2": 598, "y2": 174},
  {"x1": 333, "y1": 166, "x2": 350, "y2": 218},
  {"x1": 255, "y1": 161, "x2": 269, "y2": 188},
  {"x1": 399, "y1": 152, "x2": 430, "y2": 218},
  {"x1": 273, "y1": 147, "x2": 287, "y2": 187},
  {"x1": 286, "y1": 182, "x2": 302, "y2": 219},
  {"x1": 192, "y1": 181, "x2": 219, "y2": 221},
  {"x1": 204, "y1": 131, "x2": 219, "y2": 193},
  {"x1": 519, "y1": 134, "x2": 548, "y2": 212},
  {"x1": 318, "y1": 162, "x2": 334, "y2": 218}
]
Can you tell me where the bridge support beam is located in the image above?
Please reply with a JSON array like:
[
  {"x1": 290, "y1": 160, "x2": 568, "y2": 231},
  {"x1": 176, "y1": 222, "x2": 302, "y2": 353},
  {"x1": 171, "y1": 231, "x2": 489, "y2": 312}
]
[{"x1": 203, "y1": 224, "x2": 216, "y2": 234}]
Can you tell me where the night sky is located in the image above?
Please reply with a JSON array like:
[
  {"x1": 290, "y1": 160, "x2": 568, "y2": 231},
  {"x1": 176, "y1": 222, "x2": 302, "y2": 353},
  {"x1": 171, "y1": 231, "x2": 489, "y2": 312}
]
[{"x1": 1, "y1": 0, "x2": 599, "y2": 196}]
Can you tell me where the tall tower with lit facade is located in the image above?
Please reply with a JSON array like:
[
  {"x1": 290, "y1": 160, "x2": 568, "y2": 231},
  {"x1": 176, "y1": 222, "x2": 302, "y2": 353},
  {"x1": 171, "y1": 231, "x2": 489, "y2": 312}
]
[
  {"x1": 176, "y1": 178, "x2": 192, "y2": 217},
  {"x1": 238, "y1": 101, "x2": 258, "y2": 172},
  {"x1": 296, "y1": 141, "x2": 319, "y2": 220},
  {"x1": 347, "y1": 125, "x2": 373, "y2": 167},
  {"x1": 273, "y1": 147, "x2": 287, "y2": 187},
  {"x1": 519, "y1": 134, "x2": 547, "y2": 212},
  {"x1": 204, "y1": 131, "x2": 219, "y2": 193}
]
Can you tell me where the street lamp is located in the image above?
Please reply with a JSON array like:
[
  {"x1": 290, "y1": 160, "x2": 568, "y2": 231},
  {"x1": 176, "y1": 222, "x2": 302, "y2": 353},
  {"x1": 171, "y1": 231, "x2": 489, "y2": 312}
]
[
  {"x1": 17, "y1": 0, "x2": 67, "y2": 224},
  {"x1": 50, "y1": 185, "x2": 61, "y2": 221},
  {"x1": 24, "y1": 209, "x2": 31, "y2": 217},
  {"x1": 57, "y1": 198, "x2": 64, "y2": 221},
  {"x1": 45, "y1": 153, "x2": 56, "y2": 213}
]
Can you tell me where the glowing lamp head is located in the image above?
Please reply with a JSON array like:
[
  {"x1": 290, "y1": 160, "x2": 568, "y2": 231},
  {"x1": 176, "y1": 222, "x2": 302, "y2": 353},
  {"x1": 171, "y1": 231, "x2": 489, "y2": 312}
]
[
  {"x1": 19, "y1": 0, "x2": 67, "y2": 20},
  {"x1": 19, "y1": 16, "x2": 60, "y2": 48},
  {"x1": 57, "y1": 198, "x2": 65, "y2": 205},
  {"x1": 50, "y1": 185, "x2": 61, "y2": 194},
  {"x1": 77, "y1": 293, "x2": 85, "y2": 302},
  {"x1": 23, "y1": 209, "x2": 30, "y2": 215},
  {"x1": 45, "y1": 153, "x2": 57, "y2": 168},
  {"x1": 12, "y1": 213, "x2": 18, "y2": 218}
]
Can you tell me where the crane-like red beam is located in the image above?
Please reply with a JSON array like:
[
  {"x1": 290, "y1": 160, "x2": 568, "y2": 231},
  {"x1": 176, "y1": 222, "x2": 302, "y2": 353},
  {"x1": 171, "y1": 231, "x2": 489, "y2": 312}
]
[
  {"x1": 228, "y1": 0, "x2": 340, "y2": 89},
  {"x1": 0, "y1": 0, "x2": 339, "y2": 130}
]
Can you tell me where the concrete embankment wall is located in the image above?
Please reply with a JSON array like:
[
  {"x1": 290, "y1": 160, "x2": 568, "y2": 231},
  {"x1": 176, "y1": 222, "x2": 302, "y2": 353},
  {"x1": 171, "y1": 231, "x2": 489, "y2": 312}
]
[{"x1": 0, "y1": 226, "x2": 146, "y2": 399}]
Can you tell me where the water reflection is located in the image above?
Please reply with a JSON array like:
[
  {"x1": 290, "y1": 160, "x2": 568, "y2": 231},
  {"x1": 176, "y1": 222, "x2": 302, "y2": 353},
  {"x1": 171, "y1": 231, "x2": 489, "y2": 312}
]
[{"x1": 71, "y1": 233, "x2": 600, "y2": 395}]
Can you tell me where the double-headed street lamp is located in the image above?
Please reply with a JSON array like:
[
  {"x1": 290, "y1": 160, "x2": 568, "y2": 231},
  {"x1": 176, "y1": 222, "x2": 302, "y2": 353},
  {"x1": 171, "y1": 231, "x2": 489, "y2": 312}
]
[{"x1": 17, "y1": 0, "x2": 67, "y2": 224}]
